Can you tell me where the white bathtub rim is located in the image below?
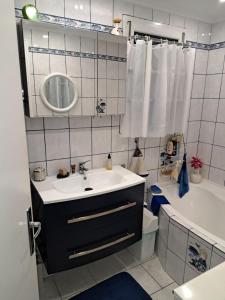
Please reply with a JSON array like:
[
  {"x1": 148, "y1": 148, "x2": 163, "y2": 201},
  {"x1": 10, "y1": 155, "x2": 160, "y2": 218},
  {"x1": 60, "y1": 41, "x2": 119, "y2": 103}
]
[
  {"x1": 160, "y1": 200, "x2": 225, "y2": 255},
  {"x1": 160, "y1": 179, "x2": 225, "y2": 203}
]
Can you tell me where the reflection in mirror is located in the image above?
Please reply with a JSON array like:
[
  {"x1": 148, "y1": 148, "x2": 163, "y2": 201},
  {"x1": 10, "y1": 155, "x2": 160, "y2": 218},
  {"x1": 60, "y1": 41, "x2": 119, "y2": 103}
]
[{"x1": 40, "y1": 73, "x2": 78, "y2": 112}]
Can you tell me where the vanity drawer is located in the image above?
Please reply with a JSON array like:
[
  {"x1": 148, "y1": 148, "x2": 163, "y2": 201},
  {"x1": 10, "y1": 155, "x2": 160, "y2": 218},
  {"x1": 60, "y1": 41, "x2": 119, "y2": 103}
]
[
  {"x1": 63, "y1": 201, "x2": 141, "y2": 237},
  {"x1": 44, "y1": 183, "x2": 144, "y2": 222},
  {"x1": 46, "y1": 222, "x2": 141, "y2": 273},
  {"x1": 52, "y1": 210, "x2": 139, "y2": 248}
]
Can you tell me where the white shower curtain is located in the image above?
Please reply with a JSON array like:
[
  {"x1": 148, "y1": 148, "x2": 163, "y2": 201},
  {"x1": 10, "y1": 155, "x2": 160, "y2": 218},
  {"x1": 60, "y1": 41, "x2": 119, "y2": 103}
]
[
  {"x1": 120, "y1": 40, "x2": 148, "y2": 138},
  {"x1": 121, "y1": 41, "x2": 195, "y2": 138}
]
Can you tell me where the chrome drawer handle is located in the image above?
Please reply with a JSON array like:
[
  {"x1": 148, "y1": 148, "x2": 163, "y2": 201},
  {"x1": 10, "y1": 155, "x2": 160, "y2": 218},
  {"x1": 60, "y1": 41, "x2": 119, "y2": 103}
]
[
  {"x1": 68, "y1": 232, "x2": 135, "y2": 260},
  {"x1": 67, "y1": 202, "x2": 136, "y2": 224}
]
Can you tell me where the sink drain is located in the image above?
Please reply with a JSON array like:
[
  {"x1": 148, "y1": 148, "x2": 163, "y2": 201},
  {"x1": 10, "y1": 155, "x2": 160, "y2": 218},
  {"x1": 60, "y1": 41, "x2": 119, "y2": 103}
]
[{"x1": 84, "y1": 187, "x2": 93, "y2": 191}]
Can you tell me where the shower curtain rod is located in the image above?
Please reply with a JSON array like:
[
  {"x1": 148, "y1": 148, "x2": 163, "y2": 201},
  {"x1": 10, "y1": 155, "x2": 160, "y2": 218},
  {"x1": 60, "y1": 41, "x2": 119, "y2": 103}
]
[{"x1": 129, "y1": 34, "x2": 189, "y2": 47}]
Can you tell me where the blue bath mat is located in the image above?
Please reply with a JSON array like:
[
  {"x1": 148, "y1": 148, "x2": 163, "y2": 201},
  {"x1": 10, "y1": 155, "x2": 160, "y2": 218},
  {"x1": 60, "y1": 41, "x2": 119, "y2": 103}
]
[{"x1": 70, "y1": 272, "x2": 152, "y2": 300}]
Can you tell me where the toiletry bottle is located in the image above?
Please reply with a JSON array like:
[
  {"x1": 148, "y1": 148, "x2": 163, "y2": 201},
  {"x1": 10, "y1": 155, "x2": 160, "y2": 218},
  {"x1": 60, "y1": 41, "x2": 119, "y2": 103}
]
[{"x1": 106, "y1": 153, "x2": 112, "y2": 170}]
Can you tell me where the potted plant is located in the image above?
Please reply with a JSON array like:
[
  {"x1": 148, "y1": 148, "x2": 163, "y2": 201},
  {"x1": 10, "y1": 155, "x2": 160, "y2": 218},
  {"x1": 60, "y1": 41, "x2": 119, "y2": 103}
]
[{"x1": 190, "y1": 156, "x2": 203, "y2": 183}]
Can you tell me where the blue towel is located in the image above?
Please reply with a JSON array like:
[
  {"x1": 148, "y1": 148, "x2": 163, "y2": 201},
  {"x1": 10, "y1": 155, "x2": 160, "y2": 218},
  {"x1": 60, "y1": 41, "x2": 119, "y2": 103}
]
[
  {"x1": 178, "y1": 153, "x2": 189, "y2": 198},
  {"x1": 149, "y1": 195, "x2": 170, "y2": 216},
  {"x1": 149, "y1": 185, "x2": 162, "y2": 194},
  {"x1": 70, "y1": 272, "x2": 152, "y2": 300}
]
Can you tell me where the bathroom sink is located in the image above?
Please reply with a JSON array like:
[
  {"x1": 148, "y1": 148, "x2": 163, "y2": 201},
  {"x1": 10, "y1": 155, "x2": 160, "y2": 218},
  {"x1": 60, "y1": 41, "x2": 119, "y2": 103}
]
[
  {"x1": 52, "y1": 170, "x2": 124, "y2": 194},
  {"x1": 32, "y1": 166, "x2": 146, "y2": 204}
]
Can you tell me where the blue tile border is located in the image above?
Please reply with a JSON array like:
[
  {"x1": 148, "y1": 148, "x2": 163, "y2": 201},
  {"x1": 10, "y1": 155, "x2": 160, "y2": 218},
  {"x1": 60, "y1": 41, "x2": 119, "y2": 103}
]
[
  {"x1": 186, "y1": 41, "x2": 210, "y2": 50},
  {"x1": 15, "y1": 9, "x2": 225, "y2": 51},
  {"x1": 15, "y1": 9, "x2": 114, "y2": 34},
  {"x1": 29, "y1": 46, "x2": 127, "y2": 62},
  {"x1": 210, "y1": 41, "x2": 225, "y2": 50}
]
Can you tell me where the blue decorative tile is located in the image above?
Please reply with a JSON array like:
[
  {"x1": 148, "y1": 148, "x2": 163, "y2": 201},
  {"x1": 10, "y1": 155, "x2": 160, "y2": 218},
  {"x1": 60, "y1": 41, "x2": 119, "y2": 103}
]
[
  {"x1": 15, "y1": 9, "x2": 114, "y2": 34},
  {"x1": 29, "y1": 47, "x2": 127, "y2": 62}
]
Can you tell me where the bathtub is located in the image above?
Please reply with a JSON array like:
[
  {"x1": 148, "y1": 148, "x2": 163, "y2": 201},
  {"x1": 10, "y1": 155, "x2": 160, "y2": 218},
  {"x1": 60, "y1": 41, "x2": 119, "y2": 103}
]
[{"x1": 155, "y1": 179, "x2": 225, "y2": 285}]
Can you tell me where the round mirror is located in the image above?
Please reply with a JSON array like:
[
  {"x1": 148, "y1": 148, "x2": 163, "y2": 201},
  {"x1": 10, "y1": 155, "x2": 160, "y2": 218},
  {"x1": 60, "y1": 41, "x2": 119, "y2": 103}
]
[{"x1": 40, "y1": 73, "x2": 78, "y2": 112}]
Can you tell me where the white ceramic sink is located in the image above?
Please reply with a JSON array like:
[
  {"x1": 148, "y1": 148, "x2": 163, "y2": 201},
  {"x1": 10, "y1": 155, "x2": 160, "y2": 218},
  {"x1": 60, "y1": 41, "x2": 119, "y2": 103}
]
[
  {"x1": 53, "y1": 170, "x2": 124, "y2": 194},
  {"x1": 32, "y1": 166, "x2": 146, "y2": 204}
]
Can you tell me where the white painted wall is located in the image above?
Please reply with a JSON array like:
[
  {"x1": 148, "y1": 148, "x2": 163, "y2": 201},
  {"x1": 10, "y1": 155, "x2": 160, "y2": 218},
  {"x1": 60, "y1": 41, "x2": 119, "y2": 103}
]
[{"x1": 0, "y1": 0, "x2": 39, "y2": 299}]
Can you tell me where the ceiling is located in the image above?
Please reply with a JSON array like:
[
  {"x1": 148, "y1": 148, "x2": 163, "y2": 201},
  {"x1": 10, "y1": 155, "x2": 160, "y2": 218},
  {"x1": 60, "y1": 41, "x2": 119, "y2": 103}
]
[{"x1": 128, "y1": 0, "x2": 225, "y2": 23}]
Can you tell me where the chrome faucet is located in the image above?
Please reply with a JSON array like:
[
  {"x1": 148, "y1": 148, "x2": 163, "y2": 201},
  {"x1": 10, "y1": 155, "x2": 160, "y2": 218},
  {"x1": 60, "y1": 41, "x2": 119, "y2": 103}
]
[{"x1": 79, "y1": 160, "x2": 90, "y2": 179}]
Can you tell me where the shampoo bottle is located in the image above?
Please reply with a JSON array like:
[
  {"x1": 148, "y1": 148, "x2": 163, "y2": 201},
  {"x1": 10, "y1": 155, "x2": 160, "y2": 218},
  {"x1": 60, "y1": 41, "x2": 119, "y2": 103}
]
[{"x1": 106, "y1": 153, "x2": 112, "y2": 170}]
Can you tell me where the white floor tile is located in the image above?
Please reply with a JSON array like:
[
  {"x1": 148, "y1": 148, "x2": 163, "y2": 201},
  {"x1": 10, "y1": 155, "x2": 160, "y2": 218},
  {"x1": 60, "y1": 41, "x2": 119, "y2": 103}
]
[
  {"x1": 38, "y1": 276, "x2": 61, "y2": 300},
  {"x1": 142, "y1": 258, "x2": 174, "y2": 288},
  {"x1": 115, "y1": 249, "x2": 140, "y2": 270},
  {"x1": 151, "y1": 282, "x2": 178, "y2": 300},
  {"x1": 127, "y1": 265, "x2": 161, "y2": 295},
  {"x1": 87, "y1": 255, "x2": 125, "y2": 282},
  {"x1": 53, "y1": 265, "x2": 96, "y2": 299}
]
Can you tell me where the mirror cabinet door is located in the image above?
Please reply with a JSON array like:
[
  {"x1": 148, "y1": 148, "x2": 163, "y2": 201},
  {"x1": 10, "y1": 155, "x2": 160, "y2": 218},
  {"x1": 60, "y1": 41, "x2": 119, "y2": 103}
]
[
  {"x1": 97, "y1": 32, "x2": 127, "y2": 116},
  {"x1": 20, "y1": 20, "x2": 126, "y2": 118}
]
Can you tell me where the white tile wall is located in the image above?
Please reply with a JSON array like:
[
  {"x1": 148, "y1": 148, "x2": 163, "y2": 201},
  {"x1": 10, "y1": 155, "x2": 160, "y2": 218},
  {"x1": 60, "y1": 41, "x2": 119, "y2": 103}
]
[
  {"x1": 197, "y1": 22, "x2": 212, "y2": 44},
  {"x1": 192, "y1": 75, "x2": 206, "y2": 98},
  {"x1": 202, "y1": 99, "x2": 218, "y2": 122},
  {"x1": 19, "y1": 0, "x2": 213, "y2": 182},
  {"x1": 211, "y1": 146, "x2": 225, "y2": 170},
  {"x1": 209, "y1": 167, "x2": 225, "y2": 185},
  {"x1": 134, "y1": 5, "x2": 153, "y2": 21},
  {"x1": 197, "y1": 143, "x2": 212, "y2": 165},
  {"x1": 204, "y1": 74, "x2": 222, "y2": 99},
  {"x1": 207, "y1": 48, "x2": 225, "y2": 74},
  {"x1": 220, "y1": 74, "x2": 225, "y2": 98},
  {"x1": 91, "y1": 0, "x2": 113, "y2": 26},
  {"x1": 189, "y1": 99, "x2": 203, "y2": 121},
  {"x1": 113, "y1": 0, "x2": 133, "y2": 19},
  {"x1": 70, "y1": 128, "x2": 92, "y2": 157},
  {"x1": 187, "y1": 121, "x2": 201, "y2": 143},
  {"x1": 193, "y1": 24, "x2": 225, "y2": 186},
  {"x1": 92, "y1": 127, "x2": 111, "y2": 154},
  {"x1": 211, "y1": 21, "x2": 225, "y2": 44},
  {"x1": 210, "y1": 247, "x2": 225, "y2": 268},
  {"x1": 65, "y1": 0, "x2": 91, "y2": 22},
  {"x1": 168, "y1": 221, "x2": 188, "y2": 261},
  {"x1": 183, "y1": 264, "x2": 198, "y2": 282},
  {"x1": 166, "y1": 250, "x2": 185, "y2": 285},
  {"x1": 194, "y1": 50, "x2": 208, "y2": 74},
  {"x1": 27, "y1": 131, "x2": 46, "y2": 162},
  {"x1": 36, "y1": 0, "x2": 65, "y2": 17},
  {"x1": 214, "y1": 123, "x2": 225, "y2": 147},
  {"x1": 153, "y1": 9, "x2": 170, "y2": 25},
  {"x1": 170, "y1": 15, "x2": 185, "y2": 28},
  {"x1": 185, "y1": 18, "x2": 198, "y2": 42},
  {"x1": 45, "y1": 129, "x2": 70, "y2": 160},
  {"x1": 199, "y1": 121, "x2": 215, "y2": 144}
]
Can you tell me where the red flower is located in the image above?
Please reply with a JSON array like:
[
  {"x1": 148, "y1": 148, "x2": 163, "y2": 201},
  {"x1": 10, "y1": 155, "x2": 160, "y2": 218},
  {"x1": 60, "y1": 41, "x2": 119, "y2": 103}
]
[{"x1": 191, "y1": 156, "x2": 203, "y2": 169}]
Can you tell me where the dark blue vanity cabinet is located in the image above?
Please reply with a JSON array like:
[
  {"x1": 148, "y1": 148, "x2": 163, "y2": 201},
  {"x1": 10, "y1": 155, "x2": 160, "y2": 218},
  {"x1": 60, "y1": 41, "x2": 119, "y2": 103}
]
[{"x1": 32, "y1": 183, "x2": 145, "y2": 274}]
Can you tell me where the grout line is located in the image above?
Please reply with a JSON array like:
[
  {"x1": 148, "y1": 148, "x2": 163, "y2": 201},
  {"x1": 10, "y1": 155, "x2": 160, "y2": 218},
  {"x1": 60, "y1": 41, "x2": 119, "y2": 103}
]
[
  {"x1": 150, "y1": 281, "x2": 176, "y2": 296},
  {"x1": 141, "y1": 262, "x2": 174, "y2": 289},
  {"x1": 42, "y1": 118, "x2": 48, "y2": 173},
  {"x1": 208, "y1": 55, "x2": 225, "y2": 179},
  {"x1": 196, "y1": 49, "x2": 209, "y2": 158}
]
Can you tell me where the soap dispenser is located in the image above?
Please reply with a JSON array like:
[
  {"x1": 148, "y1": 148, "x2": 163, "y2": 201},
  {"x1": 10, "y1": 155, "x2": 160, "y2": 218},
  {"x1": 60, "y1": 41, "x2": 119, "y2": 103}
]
[{"x1": 106, "y1": 153, "x2": 112, "y2": 170}]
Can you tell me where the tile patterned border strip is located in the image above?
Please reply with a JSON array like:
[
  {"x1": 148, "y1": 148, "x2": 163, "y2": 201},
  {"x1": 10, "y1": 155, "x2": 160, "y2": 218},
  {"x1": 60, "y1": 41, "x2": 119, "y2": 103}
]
[
  {"x1": 15, "y1": 9, "x2": 114, "y2": 34},
  {"x1": 186, "y1": 41, "x2": 210, "y2": 51},
  {"x1": 15, "y1": 9, "x2": 225, "y2": 50},
  {"x1": 210, "y1": 41, "x2": 225, "y2": 50},
  {"x1": 29, "y1": 46, "x2": 127, "y2": 62}
]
